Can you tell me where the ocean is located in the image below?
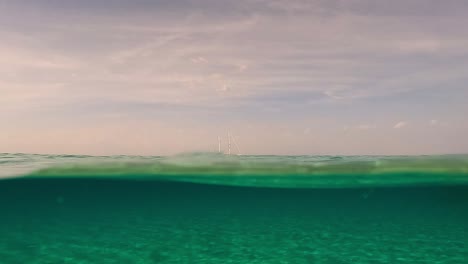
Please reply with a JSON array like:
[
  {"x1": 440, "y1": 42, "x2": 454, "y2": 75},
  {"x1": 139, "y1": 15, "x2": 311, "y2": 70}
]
[{"x1": 1, "y1": 153, "x2": 467, "y2": 263}]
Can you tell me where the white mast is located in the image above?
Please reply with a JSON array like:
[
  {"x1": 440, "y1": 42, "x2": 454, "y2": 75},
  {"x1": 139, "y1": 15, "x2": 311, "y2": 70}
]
[
  {"x1": 231, "y1": 135, "x2": 241, "y2": 155},
  {"x1": 227, "y1": 132, "x2": 231, "y2": 155},
  {"x1": 217, "y1": 136, "x2": 221, "y2": 153}
]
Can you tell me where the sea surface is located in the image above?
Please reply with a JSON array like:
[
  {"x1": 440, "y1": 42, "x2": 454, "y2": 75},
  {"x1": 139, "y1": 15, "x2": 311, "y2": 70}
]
[{"x1": 1, "y1": 153, "x2": 468, "y2": 263}]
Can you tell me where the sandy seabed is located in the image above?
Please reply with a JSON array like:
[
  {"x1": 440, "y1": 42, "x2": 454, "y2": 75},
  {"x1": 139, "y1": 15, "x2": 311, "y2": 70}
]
[{"x1": 0, "y1": 179, "x2": 467, "y2": 264}]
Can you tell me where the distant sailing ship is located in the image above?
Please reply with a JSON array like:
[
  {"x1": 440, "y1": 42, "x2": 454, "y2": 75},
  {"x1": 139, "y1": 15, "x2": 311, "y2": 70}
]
[{"x1": 218, "y1": 132, "x2": 241, "y2": 156}]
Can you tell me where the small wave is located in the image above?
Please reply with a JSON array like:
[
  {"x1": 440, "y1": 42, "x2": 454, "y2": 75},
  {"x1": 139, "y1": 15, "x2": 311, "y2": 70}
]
[{"x1": 1, "y1": 153, "x2": 467, "y2": 188}]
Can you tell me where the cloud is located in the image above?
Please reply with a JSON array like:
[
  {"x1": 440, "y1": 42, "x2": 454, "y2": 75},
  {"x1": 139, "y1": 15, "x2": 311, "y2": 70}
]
[
  {"x1": 393, "y1": 121, "x2": 408, "y2": 129},
  {"x1": 3, "y1": 0, "x2": 468, "y2": 112}
]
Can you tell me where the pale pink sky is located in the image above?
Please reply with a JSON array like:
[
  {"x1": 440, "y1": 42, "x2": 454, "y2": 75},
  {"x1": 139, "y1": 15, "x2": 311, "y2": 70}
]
[{"x1": 1, "y1": 0, "x2": 468, "y2": 155}]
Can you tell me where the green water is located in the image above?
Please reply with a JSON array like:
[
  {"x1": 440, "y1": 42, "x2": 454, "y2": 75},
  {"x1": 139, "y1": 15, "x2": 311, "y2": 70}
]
[{"x1": 1, "y1": 154, "x2": 468, "y2": 263}]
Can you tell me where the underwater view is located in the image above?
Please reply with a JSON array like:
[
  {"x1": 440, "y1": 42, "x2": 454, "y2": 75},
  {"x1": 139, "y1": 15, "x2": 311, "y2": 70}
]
[{"x1": 1, "y1": 153, "x2": 467, "y2": 263}]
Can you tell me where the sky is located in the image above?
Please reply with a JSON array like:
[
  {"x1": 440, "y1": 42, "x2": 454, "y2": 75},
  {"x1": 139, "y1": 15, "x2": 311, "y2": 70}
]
[{"x1": 1, "y1": 0, "x2": 468, "y2": 155}]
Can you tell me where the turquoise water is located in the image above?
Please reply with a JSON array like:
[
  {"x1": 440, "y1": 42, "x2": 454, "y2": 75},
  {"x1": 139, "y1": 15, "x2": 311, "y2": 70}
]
[{"x1": 1, "y1": 153, "x2": 468, "y2": 263}]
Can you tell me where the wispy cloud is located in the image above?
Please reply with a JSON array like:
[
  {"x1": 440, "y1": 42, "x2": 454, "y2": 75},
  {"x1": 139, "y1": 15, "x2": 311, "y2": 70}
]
[
  {"x1": 393, "y1": 121, "x2": 408, "y2": 129},
  {"x1": 3, "y1": 1, "x2": 468, "y2": 108}
]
